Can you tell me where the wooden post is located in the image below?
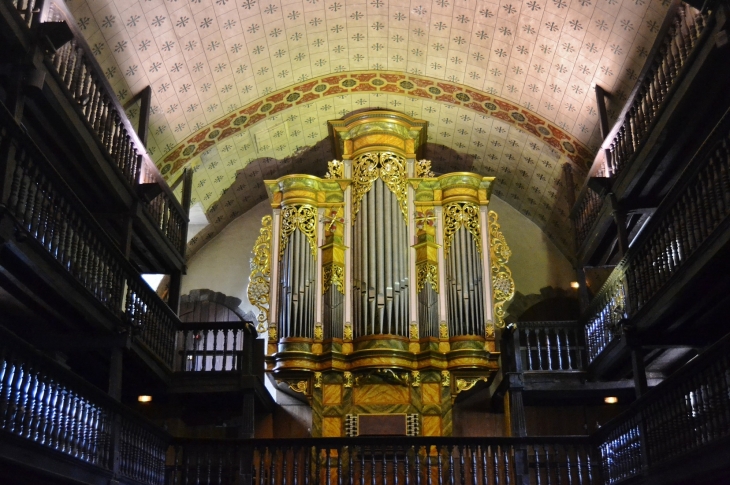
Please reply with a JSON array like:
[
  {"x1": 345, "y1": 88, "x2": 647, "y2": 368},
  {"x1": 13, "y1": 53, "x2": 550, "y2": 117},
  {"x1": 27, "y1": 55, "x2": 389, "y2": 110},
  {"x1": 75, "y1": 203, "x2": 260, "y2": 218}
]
[
  {"x1": 108, "y1": 346, "x2": 123, "y2": 481},
  {"x1": 502, "y1": 327, "x2": 527, "y2": 438},
  {"x1": 609, "y1": 193, "x2": 630, "y2": 257}
]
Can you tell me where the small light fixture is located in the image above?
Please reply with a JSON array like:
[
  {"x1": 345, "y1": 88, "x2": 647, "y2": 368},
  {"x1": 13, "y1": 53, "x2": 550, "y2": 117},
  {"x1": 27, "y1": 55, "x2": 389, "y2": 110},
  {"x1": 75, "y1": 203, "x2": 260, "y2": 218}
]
[
  {"x1": 604, "y1": 396, "x2": 618, "y2": 404},
  {"x1": 138, "y1": 395, "x2": 153, "y2": 403},
  {"x1": 570, "y1": 281, "x2": 580, "y2": 289}
]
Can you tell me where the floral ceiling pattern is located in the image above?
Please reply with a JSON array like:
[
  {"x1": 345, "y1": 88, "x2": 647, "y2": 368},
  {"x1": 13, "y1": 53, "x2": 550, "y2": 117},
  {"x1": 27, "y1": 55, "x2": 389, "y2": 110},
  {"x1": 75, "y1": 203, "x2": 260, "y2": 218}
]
[{"x1": 66, "y1": 0, "x2": 671, "y2": 257}]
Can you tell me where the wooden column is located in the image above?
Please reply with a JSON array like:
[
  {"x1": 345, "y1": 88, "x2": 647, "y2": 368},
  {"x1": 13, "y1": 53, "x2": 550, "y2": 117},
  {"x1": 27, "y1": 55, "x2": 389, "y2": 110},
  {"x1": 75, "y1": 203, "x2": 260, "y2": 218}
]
[
  {"x1": 502, "y1": 327, "x2": 527, "y2": 438},
  {"x1": 609, "y1": 193, "x2": 630, "y2": 257}
]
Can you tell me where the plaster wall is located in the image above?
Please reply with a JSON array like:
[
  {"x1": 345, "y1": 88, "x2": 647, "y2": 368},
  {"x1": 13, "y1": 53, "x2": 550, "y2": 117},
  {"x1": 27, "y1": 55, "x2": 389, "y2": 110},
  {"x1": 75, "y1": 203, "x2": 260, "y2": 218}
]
[{"x1": 181, "y1": 195, "x2": 576, "y2": 315}]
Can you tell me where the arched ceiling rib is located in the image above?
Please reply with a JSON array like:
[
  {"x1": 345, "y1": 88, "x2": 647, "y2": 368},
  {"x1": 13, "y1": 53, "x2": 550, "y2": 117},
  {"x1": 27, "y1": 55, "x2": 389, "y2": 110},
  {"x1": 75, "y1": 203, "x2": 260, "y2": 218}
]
[{"x1": 67, "y1": 0, "x2": 672, "y2": 257}]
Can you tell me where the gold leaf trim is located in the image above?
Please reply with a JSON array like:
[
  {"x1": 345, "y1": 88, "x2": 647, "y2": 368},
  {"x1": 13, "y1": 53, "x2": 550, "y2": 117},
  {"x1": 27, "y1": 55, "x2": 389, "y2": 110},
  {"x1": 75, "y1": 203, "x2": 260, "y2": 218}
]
[
  {"x1": 248, "y1": 216, "x2": 272, "y2": 333},
  {"x1": 280, "y1": 205, "x2": 318, "y2": 260},
  {"x1": 415, "y1": 159, "x2": 435, "y2": 178},
  {"x1": 351, "y1": 152, "x2": 408, "y2": 224},
  {"x1": 489, "y1": 211, "x2": 515, "y2": 330},
  {"x1": 443, "y1": 202, "x2": 481, "y2": 257}
]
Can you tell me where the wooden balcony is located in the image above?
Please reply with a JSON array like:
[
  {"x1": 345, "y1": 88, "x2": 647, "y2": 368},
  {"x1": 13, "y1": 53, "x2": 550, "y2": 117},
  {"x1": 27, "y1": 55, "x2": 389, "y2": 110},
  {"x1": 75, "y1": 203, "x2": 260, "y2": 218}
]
[
  {"x1": 580, "y1": 106, "x2": 730, "y2": 377},
  {"x1": 571, "y1": 0, "x2": 729, "y2": 266},
  {"x1": 0, "y1": 0, "x2": 189, "y2": 275}
]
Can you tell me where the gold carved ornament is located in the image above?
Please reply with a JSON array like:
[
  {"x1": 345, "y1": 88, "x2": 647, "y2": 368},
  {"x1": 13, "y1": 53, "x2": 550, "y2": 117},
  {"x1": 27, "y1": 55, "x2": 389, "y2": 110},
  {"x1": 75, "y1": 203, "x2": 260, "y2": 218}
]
[
  {"x1": 409, "y1": 321, "x2": 419, "y2": 340},
  {"x1": 248, "y1": 216, "x2": 272, "y2": 334},
  {"x1": 411, "y1": 371, "x2": 421, "y2": 387},
  {"x1": 439, "y1": 321, "x2": 449, "y2": 339},
  {"x1": 455, "y1": 377, "x2": 488, "y2": 393},
  {"x1": 441, "y1": 371, "x2": 450, "y2": 387},
  {"x1": 322, "y1": 264, "x2": 345, "y2": 294},
  {"x1": 280, "y1": 205, "x2": 318, "y2": 259},
  {"x1": 343, "y1": 322, "x2": 353, "y2": 341},
  {"x1": 351, "y1": 152, "x2": 408, "y2": 224},
  {"x1": 314, "y1": 372, "x2": 323, "y2": 388},
  {"x1": 314, "y1": 322, "x2": 324, "y2": 341},
  {"x1": 414, "y1": 159, "x2": 435, "y2": 178},
  {"x1": 324, "y1": 159, "x2": 344, "y2": 179},
  {"x1": 288, "y1": 381, "x2": 308, "y2": 394},
  {"x1": 416, "y1": 262, "x2": 439, "y2": 294},
  {"x1": 488, "y1": 211, "x2": 515, "y2": 330},
  {"x1": 443, "y1": 203, "x2": 482, "y2": 257},
  {"x1": 344, "y1": 371, "x2": 353, "y2": 388}
]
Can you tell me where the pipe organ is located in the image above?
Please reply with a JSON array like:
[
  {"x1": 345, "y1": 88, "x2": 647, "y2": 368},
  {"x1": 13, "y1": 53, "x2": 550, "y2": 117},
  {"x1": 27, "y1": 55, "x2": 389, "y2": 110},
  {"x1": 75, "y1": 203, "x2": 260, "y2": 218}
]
[{"x1": 250, "y1": 111, "x2": 514, "y2": 437}]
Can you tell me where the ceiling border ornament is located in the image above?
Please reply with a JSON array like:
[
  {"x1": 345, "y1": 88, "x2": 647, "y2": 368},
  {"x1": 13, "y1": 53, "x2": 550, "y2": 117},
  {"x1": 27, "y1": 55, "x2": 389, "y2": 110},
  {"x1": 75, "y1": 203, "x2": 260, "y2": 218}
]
[{"x1": 157, "y1": 71, "x2": 594, "y2": 180}]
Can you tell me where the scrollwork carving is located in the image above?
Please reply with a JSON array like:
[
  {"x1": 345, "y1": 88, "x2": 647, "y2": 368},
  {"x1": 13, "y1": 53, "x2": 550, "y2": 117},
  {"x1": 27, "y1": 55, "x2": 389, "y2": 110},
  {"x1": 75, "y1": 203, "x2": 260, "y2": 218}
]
[
  {"x1": 324, "y1": 159, "x2": 344, "y2": 179},
  {"x1": 415, "y1": 159, "x2": 434, "y2": 178},
  {"x1": 489, "y1": 211, "x2": 515, "y2": 329},
  {"x1": 416, "y1": 262, "x2": 439, "y2": 294},
  {"x1": 248, "y1": 216, "x2": 272, "y2": 333},
  {"x1": 280, "y1": 205, "x2": 317, "y2": 260},
  {"x1": 443, "y1": 203, "x2": 482, "y2": 257},
  {"x1": 323, "y1": 264, "x2": 345, "y2": 294},
  {"x1": 351, "y1": 152, "x2": 408, "y2": 224}
]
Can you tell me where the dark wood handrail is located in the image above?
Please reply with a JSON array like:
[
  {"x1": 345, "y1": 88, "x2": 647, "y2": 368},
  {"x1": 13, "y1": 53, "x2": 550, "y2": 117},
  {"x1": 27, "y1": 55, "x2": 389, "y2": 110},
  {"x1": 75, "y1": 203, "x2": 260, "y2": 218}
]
[
  {"x1": 0, "y1": 101, "x2": 179, "y2": 369},
  {"x1": 38, "y1": 0, "x2": 184, "y2": 219}
]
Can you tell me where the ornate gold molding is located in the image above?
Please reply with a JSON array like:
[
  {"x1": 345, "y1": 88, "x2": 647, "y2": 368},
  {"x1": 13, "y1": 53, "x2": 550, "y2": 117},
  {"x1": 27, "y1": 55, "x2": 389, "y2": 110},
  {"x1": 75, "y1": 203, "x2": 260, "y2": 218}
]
[
  {"x1": 314, "y1": 372, "x2": 323, "y2": 388},
  {"x1": 351, "y1": 152, "x2": 408, "y2": 224},
  {"x1": 323, "y1": 263, "x2": 345, "y2": 294},
  {"x1": 416, "y1": 261, "x2": 439, "y2": 294},
  {"x1": 443, "y1": 202, "x2": 482, "y2": 257},
  {"x1": 248, "y1": 215, "x2": 272, "y2": 333},
  {"x1": 489, "y1": 211, "x2": 515, "y2": 329},
  {"x1": 415, "y1": 159, "x2": 434, "y2": 178},
  {"x1": 411, "y1": 371, "x2": 421, "y2": 387},
  {"x1": 280, "y1": 205, "x2": 317, "y2": 260},
  {"x1": 344, "y1": 371, "x2": 353, "y2": 388}
]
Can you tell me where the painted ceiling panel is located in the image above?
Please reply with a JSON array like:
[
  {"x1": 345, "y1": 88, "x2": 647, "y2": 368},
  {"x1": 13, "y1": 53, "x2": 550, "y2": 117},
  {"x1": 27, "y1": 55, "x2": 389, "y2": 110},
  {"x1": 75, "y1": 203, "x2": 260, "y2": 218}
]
[{"x1": 66, "y1": 0, "x2": 672, "y2": 258}]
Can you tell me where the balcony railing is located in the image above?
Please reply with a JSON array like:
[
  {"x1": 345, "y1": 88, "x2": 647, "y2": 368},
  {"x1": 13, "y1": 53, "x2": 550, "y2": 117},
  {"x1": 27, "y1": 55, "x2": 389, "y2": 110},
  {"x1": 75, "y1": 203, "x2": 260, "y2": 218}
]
[
  {"x1": 168, "y1": 437, "x2": 601, "y2": 485},
  {"x1": 583, "y1": 108, "x2": 730, "y2": 364},
  {"x1": 177, "y1": 322, "x2": 256, "y2": 373},
  {"x1": 0, "y1": 102, "x2": 176, "y2": 370},
  {"x1": 6, "y1": 0, "x2": 188, "y2": 258},
  {"x1": 518, "y1": 321, "x2": 585, "y2": 372},
  {"x1": 596, "y1": 330, "x2": 730, "y2": 484},
  {"x1": 0, "y1": 325, "x2": 168, "y2": 485},
  {"x1": 572, "y1": 0, "x2": 711, "y2": 250}
]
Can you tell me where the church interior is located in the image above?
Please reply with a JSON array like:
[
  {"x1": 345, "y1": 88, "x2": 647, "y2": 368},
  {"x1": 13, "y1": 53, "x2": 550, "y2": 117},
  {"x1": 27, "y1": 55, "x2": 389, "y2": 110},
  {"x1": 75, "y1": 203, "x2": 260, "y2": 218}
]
[{"x1": 0, "y1": 0, "x2": 729, "y2": 482}]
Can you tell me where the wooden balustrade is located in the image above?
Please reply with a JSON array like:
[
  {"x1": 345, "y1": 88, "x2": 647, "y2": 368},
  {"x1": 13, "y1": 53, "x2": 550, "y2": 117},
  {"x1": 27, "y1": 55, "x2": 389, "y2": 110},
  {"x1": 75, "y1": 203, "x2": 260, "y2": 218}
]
[
  {"x1": 168, "y1": 437, "x2": 601, "y2": 485},
  {"x1": 573, "y1": 187, "x2": 603, "y2": 251},
  {"x1": 605, "y1": 3, "x2": 707, "y2": 179},
  {"x1": 583, "y1": 112, "x2": 730, "y2": 364},
  {"x1": 518, "y1": 322, "x2": 585, "y2": 371},
  {"x1": 596, "y1": 330, "x2": 730, "y2": 482},
  {"x1": 571, "y1": 0, "x2": 710, "y2": 251},
  {"x1": 0, "y1": 326, "x2": 167, "y2": 485},
  {"x1": 6, "y1": 0, "x2": 188, "y2": 257},
  {"x1": 1, "y1": 103, "x2": 176, "y2": 370},
  {"x1": 177, "y1": 322, "x2": 255, "y2": 373}
]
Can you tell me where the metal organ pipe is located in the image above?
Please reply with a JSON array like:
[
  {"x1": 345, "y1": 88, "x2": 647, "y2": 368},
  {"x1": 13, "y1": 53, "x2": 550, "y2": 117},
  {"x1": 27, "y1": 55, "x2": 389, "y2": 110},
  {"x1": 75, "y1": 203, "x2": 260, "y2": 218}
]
[
  {"x1": 353, "y1": 178, "x2": 409, "y2": 338},
  {"x1": 446, "y1": 227, "x2": 485, "y2": 337},
  {"x1": 278, "y1": 228, "x2": 316, "y2": 339}
]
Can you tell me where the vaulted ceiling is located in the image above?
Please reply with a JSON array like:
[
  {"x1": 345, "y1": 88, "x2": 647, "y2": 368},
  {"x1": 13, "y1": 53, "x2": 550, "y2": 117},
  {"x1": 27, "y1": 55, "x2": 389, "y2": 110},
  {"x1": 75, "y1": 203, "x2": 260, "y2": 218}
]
[{"x1": 67, "y1": 0, "x2": 671, "y2": 258}]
